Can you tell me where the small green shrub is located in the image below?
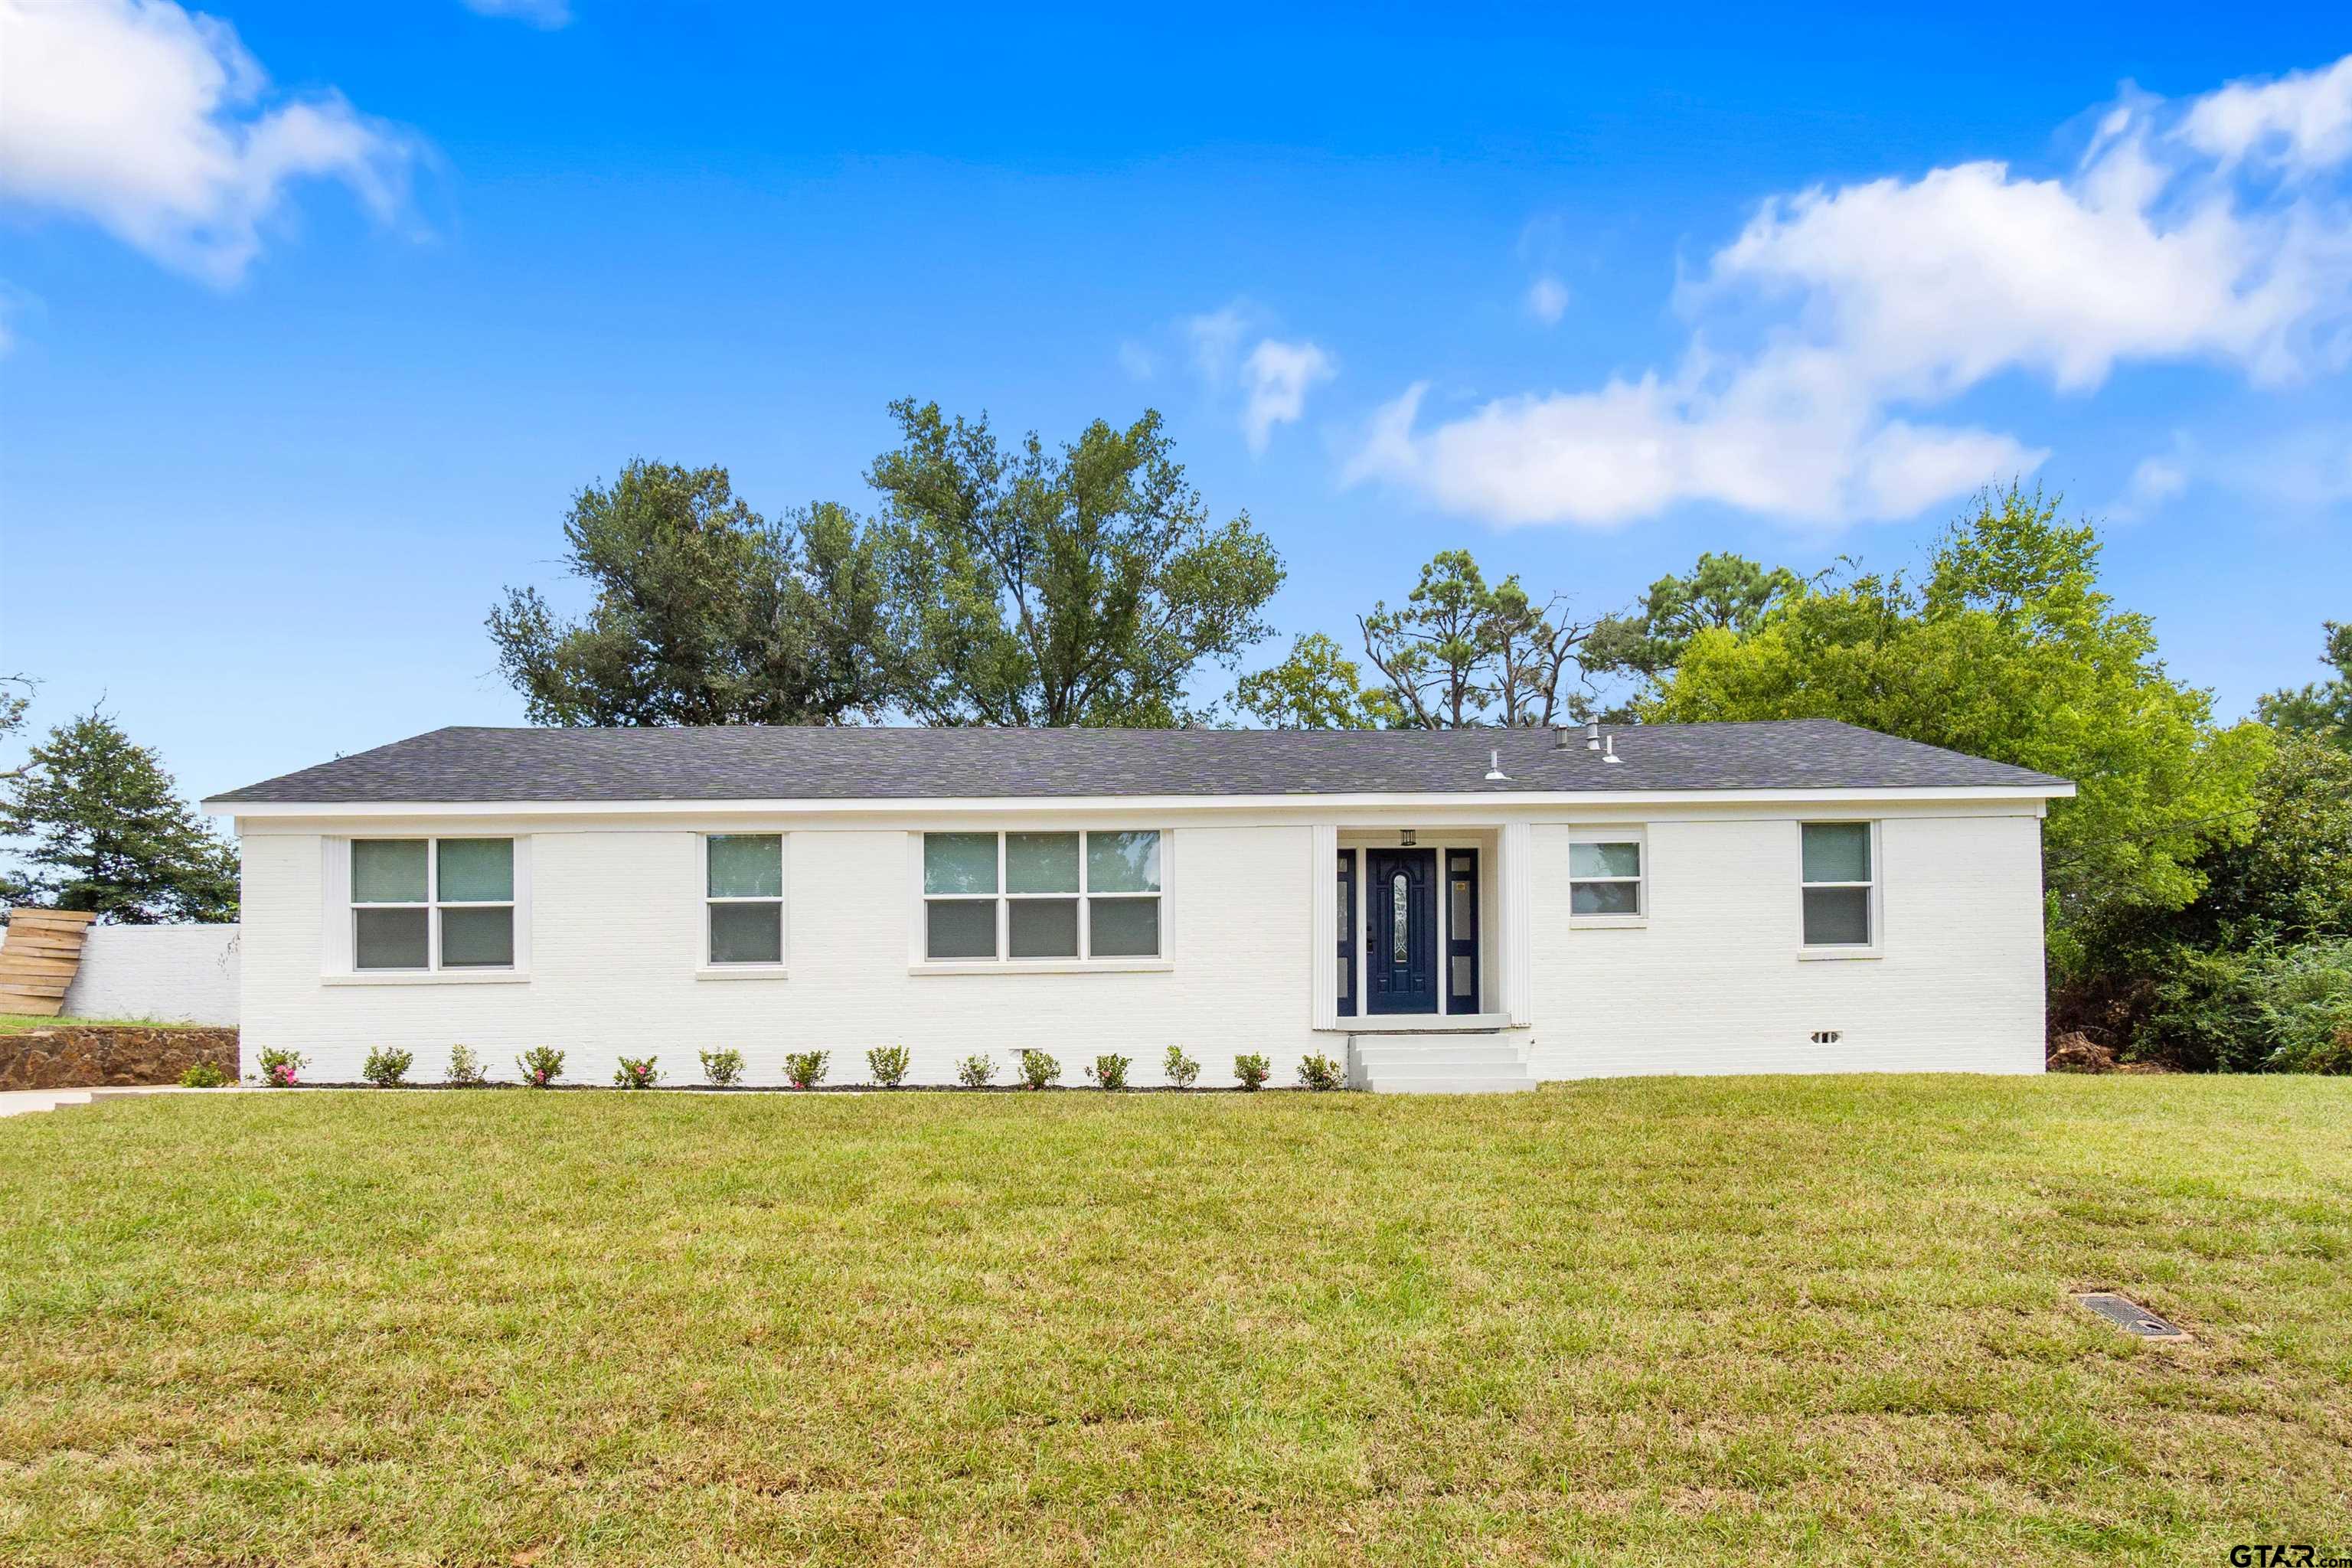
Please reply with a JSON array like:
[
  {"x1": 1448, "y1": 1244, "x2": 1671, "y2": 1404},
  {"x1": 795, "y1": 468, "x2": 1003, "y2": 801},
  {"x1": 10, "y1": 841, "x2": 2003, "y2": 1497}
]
[
  {"x1": 1162, "y1": 1045, "x2": 1200, "y2": 1089},
  {"x1": 1086, "y1": 1053, "x2": 1131, "y2": 1090},
  {"x1": 1016, "y1": 1049, "x2": 1061, "y2": 1090},
  {"x1": 177, "y1": 1062, "x2": 231, "y2": 1088},
  {"x1": 699, "y1": 1048, "x2": 744, "y2": 1087},
  {"x1": 516, "y1": 1046, "x2": 565, "y2": 1088},
  {"x1": 1298, "y1": 1051, "x2": 1346, "y2": 1092},
  {"x1": 445, "y1": 1044, "x2": 489, "y2": 1087},
  {"x1": 956, "y1": 1054, "x2": 997, "y2": 1087},
  {"x1": 614, "y1": 1055, "x2": 660, "y2": 1089},
  {"x1": 867, "y1": 1045, "x2": 911, "y2": 1087},
  {"x1": 255, "y1": 1047, "x2": 306, "y2": 1088},
  {"x1": 784, "y1": 1050, "x2": 830, "y2": 1089},
  {"x1": 361, "y1": 1047, "x2": 413, "y2": 1087},
  {"x1": 1233, "y1": 1053, "x2": 1270, "y2": 1092}
]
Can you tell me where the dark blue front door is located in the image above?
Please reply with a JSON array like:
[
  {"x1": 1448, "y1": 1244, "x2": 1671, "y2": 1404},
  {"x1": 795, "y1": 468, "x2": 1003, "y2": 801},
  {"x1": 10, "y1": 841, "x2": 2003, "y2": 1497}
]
[{"x1": 1366, "y1": 848, "x2": 1438, "y2": 1014}]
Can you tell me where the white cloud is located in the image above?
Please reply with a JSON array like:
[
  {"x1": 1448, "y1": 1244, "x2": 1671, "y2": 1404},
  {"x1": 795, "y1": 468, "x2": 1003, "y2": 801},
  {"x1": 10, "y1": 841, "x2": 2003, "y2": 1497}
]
[
  {"x1": 1351, "y1": 54, "x2": 2352, "y2": 529},
  {"x1": 2109, "y1": 452, "x2": 2190, "y2": 521},
  {"x1": 1240, "y1": 338, "x2": 1335, "y2": 453},
  {"x1": 459, "y1": 0, "x2": 572, "y2": 24},
  {"x1": 1524, "y1": 274, "x2": 1570, "y2": 325},
  {"x1": 1185, "y1": 302, "x2": 1250, "y2": 384},
  {"x1": 0, "y1": 0, "x2": 416, "y2": 286},
  {"x1": 1116, "y1": 338, "x2": 1157, "y2": 381},
  {"x1": 2179, "y1": 55, "x2": 2352, "y2": 177},
  {"x1": 0, "y1": 281, "x2": 36, "y2": 354}
]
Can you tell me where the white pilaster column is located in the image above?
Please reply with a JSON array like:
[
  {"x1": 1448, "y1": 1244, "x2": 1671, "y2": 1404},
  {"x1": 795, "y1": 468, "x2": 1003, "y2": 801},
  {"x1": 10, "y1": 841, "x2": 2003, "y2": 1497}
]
[
  {"x1": 1309, "y1": 823, "x2": 1339, "y2": 1030},
  {"x1": 1499, "y1": 821, "x2": 1534, "y2": 1027}
]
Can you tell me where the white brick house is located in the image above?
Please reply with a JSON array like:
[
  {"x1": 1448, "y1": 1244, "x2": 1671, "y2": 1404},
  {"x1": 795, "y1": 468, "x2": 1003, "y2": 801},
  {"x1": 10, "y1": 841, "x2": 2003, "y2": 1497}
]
[{"x1": 204, "y1": 722, "x2": 2072, "y2": 1091}]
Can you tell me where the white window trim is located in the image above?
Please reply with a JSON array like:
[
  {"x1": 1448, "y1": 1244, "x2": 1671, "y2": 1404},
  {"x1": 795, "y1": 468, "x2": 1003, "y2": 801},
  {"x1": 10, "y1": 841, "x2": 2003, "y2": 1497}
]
[
  {"x1": 1798, "y1": 819, "x2": 1882, "y2": 959},
  {"x1": 1568, "y1": 827, "x2": 1648, "y2": 928},
  {"x1": 910, "y1": 828, "x2": 1170, "y2": 972},
  {"x1": 335, "y1": 835, "x2": 531, "y2": 981},
  {"x1": 698, "y1": 831, "x2": 789, "y2": 978}
]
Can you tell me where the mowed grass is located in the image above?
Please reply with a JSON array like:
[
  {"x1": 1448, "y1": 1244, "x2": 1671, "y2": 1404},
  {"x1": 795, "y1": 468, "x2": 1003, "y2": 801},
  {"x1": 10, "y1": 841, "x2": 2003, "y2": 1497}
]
[
  {"x1": 0, "y1": 1014, "x2": 213, "y2": 1034},
  {"x1": 1, "y1": 1079, "x2": 2347, "y2": 1566}
]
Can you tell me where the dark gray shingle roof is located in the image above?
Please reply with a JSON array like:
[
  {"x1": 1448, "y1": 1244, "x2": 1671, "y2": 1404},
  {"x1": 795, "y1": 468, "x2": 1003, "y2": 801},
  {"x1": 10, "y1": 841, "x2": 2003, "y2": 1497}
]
[{"x1": 209, "y1": 721, "x2": 2070, "y2": 804}]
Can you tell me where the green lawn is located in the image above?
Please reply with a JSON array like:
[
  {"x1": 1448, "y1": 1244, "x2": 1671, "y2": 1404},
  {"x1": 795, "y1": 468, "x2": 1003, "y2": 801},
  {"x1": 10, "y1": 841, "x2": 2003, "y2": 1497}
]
[
  {"x1": 0, "y1": 1013, "x2": 214, "y2": 1034},
  {"x1": 2, "y1": 1078, "x2": 2347, "y2": 1566}
]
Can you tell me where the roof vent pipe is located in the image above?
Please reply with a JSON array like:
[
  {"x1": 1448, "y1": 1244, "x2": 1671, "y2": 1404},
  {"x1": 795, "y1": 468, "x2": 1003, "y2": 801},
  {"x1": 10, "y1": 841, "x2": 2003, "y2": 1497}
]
[
  {"x1": 1602, "y1": 735, "x2": 1622, "y2": 766},
  {"x1": 1484, "y1": 748, "x2": 1511, "y2": 782},
  {"x1": 1586, "y1": 721, "x2": 1602, "y2": 751}
]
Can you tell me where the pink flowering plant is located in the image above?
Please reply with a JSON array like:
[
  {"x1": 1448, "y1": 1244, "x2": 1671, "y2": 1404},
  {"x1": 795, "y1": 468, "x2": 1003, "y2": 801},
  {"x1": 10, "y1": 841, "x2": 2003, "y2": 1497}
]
[
  {"x1": 516, "y1": 1046, "x2": 565, "y2": 1088},
  {"x1": 255, "y1": 1047, "x2": 306, "y2": 1088},
  {"x1": 783, "y1": 1050, "x2": 830, "y2": 1089},
  {"x1": 613, "y1": 1055, "x2": 660, "y2": 1089}
]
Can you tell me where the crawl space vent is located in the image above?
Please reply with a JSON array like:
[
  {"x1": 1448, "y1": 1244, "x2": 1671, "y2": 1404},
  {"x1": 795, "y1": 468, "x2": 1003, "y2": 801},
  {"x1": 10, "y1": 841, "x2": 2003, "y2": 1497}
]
[{"x1": 2073, "y1": 1292, "x2": 2189, "y2": 1340}]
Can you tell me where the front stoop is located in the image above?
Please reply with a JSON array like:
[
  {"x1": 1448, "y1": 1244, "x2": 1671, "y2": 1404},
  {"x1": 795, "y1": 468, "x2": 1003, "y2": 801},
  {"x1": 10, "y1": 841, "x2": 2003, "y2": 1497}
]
[{"x1": 1344, "y1": 1035, "x2": 1538, "y2": 1094}]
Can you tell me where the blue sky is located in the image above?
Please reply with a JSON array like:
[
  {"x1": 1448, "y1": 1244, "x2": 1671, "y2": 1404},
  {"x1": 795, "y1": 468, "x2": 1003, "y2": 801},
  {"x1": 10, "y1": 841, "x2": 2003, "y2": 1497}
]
[{"x1": 3, "y1": 1, "x2": 2349, "y2": 802}]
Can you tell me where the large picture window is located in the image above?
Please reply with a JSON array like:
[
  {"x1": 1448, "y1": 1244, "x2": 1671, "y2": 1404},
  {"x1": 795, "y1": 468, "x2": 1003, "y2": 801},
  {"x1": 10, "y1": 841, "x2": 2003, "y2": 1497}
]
[
  {"x1": 922, "y1": 830, "x2": 1161, "y2": 962},
  {"x1": 706, "y1": 834, "x2": 784, "y2": 965},
  {"x1": 1801, "y1": 822, "x2": 1874, "y2": 947},
  {"x1": 352, "y1": 838, "x2": 514, "y2": 971}
]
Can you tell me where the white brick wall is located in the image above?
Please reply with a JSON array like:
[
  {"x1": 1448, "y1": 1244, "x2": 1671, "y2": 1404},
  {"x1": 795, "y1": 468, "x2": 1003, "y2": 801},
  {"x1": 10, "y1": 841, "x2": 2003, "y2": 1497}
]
[
  {"x1": 237, "y1": 805, "x2": 2049, "y2": 1085},
  {"x1": 43, "y1": 923, "x2": 243, "y2": 1025}
]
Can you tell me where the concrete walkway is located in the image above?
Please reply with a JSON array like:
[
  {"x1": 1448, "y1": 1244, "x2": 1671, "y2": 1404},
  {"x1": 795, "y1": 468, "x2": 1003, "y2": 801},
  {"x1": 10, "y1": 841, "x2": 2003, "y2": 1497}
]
[{"x1": 0, "y1": 1086, "x2": 243, "y2": 1119}]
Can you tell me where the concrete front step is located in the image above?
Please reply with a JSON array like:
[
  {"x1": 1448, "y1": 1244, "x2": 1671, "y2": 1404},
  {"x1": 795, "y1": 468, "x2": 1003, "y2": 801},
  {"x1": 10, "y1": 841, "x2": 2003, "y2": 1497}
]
[{"x1": 1345, "y1": 1036, "x2": 1539, "y2": 1095}]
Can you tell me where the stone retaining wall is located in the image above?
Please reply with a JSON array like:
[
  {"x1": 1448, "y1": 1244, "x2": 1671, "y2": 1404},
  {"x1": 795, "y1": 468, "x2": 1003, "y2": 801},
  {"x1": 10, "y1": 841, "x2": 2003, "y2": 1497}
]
[{"x1": 0, "y1": 1026, "x2": 241, "y2": 1090}]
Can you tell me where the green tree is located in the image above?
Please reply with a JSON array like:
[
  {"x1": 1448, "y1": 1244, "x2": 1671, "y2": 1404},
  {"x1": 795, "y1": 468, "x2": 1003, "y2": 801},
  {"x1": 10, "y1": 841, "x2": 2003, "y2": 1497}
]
[
  {"x1": 1647, "y1": 487, "x2": 2271, "y2": 952},
  {"x1": 869, "y1": 400, "x2": 1283, "y2": 726},
  {"x1": 2257, "y1": 621, "x2": 2351, "y2": 749},
  {"x1": 488, "y1": 462, "x2": 893, "y2": 726},
  {"x1": 0, "y1": 710, "x2": 239, "y2": 923},
  {"x1": 1232, "y1": 632, "x2": 1403, "y2": 730},
  {"x1": 1583, "y1": 552, "x2": 1808, "y2": 687},
  {"x1": 1352, "y1": 550, "x2": 1605, "y2": 728}
]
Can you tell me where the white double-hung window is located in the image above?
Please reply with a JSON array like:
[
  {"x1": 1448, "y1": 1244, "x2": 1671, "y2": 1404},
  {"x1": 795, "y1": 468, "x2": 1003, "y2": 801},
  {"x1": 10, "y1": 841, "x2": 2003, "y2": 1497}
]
[
  {"x1": 1569, "y1": 833, "x2": 1645, "y2": 920},
  {"x1": 921, "y1": 830, "x2": 1161, "y2": 962},
  {"x1": 351, "y1": 838, "x2": 515, "y2": 970},
  {"x1": 705, "y1": 834, "x2": 785, "y2": 965},
  {"x1": 1800, "y1": 822, "x2": 1875, "y2": 948}
]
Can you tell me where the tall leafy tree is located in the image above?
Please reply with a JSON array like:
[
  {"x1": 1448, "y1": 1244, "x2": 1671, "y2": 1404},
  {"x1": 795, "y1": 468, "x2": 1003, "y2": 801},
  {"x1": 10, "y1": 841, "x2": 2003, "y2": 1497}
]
[
  {"x1": 2257, "y1": 621, "x2": 2351, "y2": 749},
  {"x1": 869, "y1": 400, "x2": 1284, "y2": 726},
  {"x1": 489, "y1": 462, "x2": 893, "y2": 726},
  {"x1": 0, "y1": 711, "x2": 239, "y2": 923},
  {"x1": 1232, "y1": 632, "x2": 1403, "y2": 730},
  {"x1": 1351, "y1": 550, "x2": 1606, "y2": 728},
  {"x1": 1646, "y1": 487, "x2": 2272, "y2": 955},
  {"x1": 1583, "y1": 552, "x2": 1809, "y2": 688}
]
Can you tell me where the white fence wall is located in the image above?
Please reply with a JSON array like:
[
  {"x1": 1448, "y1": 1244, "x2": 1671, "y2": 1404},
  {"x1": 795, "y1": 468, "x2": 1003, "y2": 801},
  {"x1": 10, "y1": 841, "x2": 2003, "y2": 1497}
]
[{"x1": 41, "y1": 924, "x2": 243, "y2": 1025}]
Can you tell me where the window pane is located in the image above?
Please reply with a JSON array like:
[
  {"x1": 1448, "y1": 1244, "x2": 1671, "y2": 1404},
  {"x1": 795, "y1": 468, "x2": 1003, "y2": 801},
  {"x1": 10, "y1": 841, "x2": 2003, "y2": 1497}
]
[
  {"x1": 924, "y1": 833, "x2": 998, "y2": 895},
  {"x1": 1452, "y1": 955, "x2": 1475, "y2": 998},
  {"x1": 1572, "y1": 880, "x2": 1640, "y2": 916},
  {"x1": 1391, "y1": 873, "x2": 1409, "y2": 962},
  {"x1": 1005, "y1": 832, "x2": 1080, "y2": 894},
  {"x1": 437, "y1": 838, "x2": 514, "y2": 903},
  {"x1": 1089, "y1": 897, "x2": 1159, "y2": 957},
  {"x1": 352, "y1": 839, "x2": 427, "y2": 903},
  {"x1": 441, "y1": 906, "x2": 515, "y2": 968},
  {"x1": 1451, "y1": 875, "x2": 1473, "y2": 936},
  {"x1": 926, "y1": 899, "x2": 997, "y2": 959},
  {"x1": 710, "y1": 902, "x2": 782, "y2": 965},
  {"x1": 1802, "y1": 822, "x2": 1870, "y2": 884},
  {"x1": 1008, "y1": 897, "x2": 1079, "y2": 958},
  {"x1": 1338, "y1": 954, "x2": 1351, "y2": 1001},
  {"x1": 1570, "y1": 841, "x2": 1640, "y2": 878},
  {"x1": 707, "y1": 834, "x2": 782, "y2": 899},
  {"x1": 1086, "y1": 831, "x2": 1161, "y2": 893},
  {"x1": 1803, "y1": 886, "x2": 1871, "y2": 946},
  {"x1": 354, "y1": 906, "x2": 429, "y2": 969}
]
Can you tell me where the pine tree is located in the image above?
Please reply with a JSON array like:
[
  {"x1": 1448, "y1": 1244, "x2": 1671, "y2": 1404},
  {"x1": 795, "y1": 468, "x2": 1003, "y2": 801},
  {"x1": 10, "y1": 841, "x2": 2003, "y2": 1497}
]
[{"x1": 0, "y1": 710, "x2": 238, "y2": 923}]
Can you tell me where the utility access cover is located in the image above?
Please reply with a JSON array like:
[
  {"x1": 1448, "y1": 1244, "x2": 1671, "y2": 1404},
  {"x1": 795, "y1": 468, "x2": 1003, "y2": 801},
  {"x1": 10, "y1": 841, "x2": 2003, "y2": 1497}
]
[{"x1": 2073, "y1": 1292, "x2": 2189, "y2": 1340}]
